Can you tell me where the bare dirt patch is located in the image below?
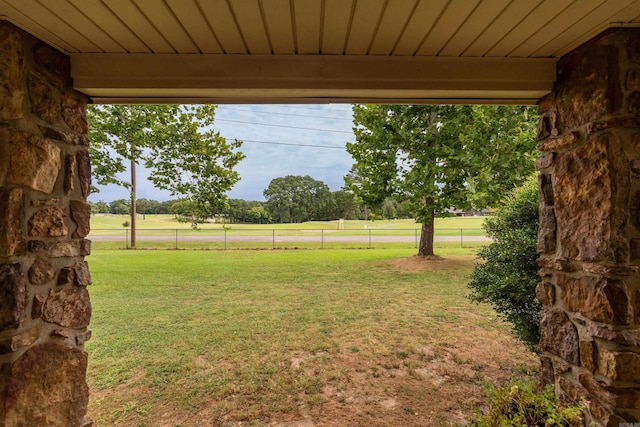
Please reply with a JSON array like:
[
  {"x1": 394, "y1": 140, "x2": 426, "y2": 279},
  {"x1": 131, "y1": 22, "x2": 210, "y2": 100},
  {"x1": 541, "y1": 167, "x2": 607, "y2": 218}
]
[
  {"x1": 386, "y1": 255, "x2": 472, "y2": 273},
  {"x1": 297, "y1": 335, "x2": 535, "y2": 427},
  {"x1": 91, "y1": 326, "x2": 535, "y2": 426}
]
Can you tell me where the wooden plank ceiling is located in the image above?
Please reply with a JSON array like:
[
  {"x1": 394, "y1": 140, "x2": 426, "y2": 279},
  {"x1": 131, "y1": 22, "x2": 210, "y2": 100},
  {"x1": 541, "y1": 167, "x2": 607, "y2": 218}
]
[{"x1": 1, "y1": 0, "x2": 639, "y2": 104}]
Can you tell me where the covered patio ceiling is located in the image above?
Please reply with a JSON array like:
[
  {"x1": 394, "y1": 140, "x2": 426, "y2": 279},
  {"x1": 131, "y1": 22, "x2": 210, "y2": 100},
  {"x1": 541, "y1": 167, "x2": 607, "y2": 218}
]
[{"x1": 1, "y1": 0, "x2": 639, "y2": 104}]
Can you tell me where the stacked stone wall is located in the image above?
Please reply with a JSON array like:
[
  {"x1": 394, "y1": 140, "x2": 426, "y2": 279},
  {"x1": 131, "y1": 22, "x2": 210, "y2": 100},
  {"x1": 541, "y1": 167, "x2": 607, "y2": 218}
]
[
  {"x1": 0, "y1": 22, "x2": 91, "y2": 426},
  {"x1": 537, "y1": 29, "x2": 640, "y2": 425}
]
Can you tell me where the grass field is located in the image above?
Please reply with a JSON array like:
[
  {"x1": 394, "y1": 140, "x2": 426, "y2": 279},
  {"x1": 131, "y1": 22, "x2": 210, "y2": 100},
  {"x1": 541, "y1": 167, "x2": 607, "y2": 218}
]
[
  {"x1": 86, "y1": 248, "x2": 536, "y2": 426},
  {"x1": 89, "y1": 215, "x2": 488, "y2": 250},
  {"x1": 90, "y1": 214, "x2": 487, "y2": 231}
]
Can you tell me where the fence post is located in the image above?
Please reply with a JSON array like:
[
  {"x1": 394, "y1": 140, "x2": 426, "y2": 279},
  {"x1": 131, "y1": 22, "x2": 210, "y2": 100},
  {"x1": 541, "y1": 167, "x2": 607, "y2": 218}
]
[
  {"x1": 125, "y1": 228, "x2": 129, "y2": 249},
  {"x1": 368, "y1": 229, "x2": 371, "y2": 249},
  {"x1": 175, "y1": 229, "x2": 178, "y2": 250},
  {"x1": 224, "y1": 228, "x2": 227, "y2": 250},
  {"x1": 321, "y1": 229, "x2": 324, "y2": 249},
  {"x1": 272, "y1": 229, "x2": 275, "y2": 249},
  {"x1": 460, "y1": 228, "x2": 463, "y2": 248},
  {"x1": 415, "y1": 229, "x2": 418, "y2": 248}
]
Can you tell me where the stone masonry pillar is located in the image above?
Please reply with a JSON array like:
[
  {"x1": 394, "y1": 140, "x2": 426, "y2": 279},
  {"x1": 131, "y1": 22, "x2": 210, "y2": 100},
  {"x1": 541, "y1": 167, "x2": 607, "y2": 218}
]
[
  {"x1": 0, "y1": 22, "x2": 92, "y2": 426},
  {"x1": 537, "y1": 28, "x2": 640, "y2": 425}
]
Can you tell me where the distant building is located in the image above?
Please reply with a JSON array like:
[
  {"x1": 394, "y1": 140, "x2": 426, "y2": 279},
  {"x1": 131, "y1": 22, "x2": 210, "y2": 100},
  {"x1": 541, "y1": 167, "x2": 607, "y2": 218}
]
[{"x1": 444, "y1": 207, "x2": 466, "y2": 217}]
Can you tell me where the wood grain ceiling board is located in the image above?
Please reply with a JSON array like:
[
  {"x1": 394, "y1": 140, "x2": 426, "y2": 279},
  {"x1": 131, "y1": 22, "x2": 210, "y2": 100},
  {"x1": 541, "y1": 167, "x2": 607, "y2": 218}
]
[
  {"x1": 262, "y1": 0, "x2": 295, "y2": 54},
  {"x1": 67, "y1": 0, "x2": 148, "y2": 53},
  {"x1": 533, "y1": 0, "x2": 640, "y2": 56},
  {"x1": 229, "y1": 0, "x2": 271, "y2": 54},
  {"x1": 439, "y1": 0, "x2": 512, "y2": 56},
  {"x1": 321, "y1": 0, "x2": 353, "y2": 54},
  {"x1": 368, "y1": 0, "x2": 417, "y2": 55},
  {"x1": 462, "y1": 0, "x2": 543, "y2": 57},
  {"x1": 607, "y1": 1, "x2": 640, "y2": 24},
  {"x1": 102, "y1": 0, "x2": 173, "y2": 53},
  {"x1": 134, "y1": 0, "x2": 199, "y2": 53},
  {"x1": 345, "y1": 0, "x2": 386, "y2": 54},
  {"x1": 5, "y1": 0, "x2": 99, "y2": 51},
  {"x1": 166, "y1": 0, "x2": 222, "y2": 53},
  {"x1": 416, "y1": 0, "x2": 482, "y2": 55},
  {"x1": 2, "y1": 0, "x2": 639, "y2": 59},
  {"x1": 38, "y1": 0, "x2": 124, "y2": 52},
  {"x1": 509, "y1": 0, "x2": 607, "y2": 57},
  {"x1": 198, "y1": 0, "x2": 247, "y2": 54},
  {"x1": 293, "y1": 0, "x2": 322, "y2": 54},
  {"x1": 393, "y1": 0, "x2": 447, "y2": 55},
  {"x1": 485, "y1": 0, "x2": 574, "y2": 56},
  {"x1": 0, "y1": 1, "x2": 74, "y2": 51}
]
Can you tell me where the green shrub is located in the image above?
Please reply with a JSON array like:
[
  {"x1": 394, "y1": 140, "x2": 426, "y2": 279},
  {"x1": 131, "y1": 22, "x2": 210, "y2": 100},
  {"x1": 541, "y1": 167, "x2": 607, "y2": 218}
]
[
  {"x1": 468, "y1": 177, "x2": 541, "y2": 352},
  {"x1": 122, "y1": 220, "x2": 130, "y2": 228},
  {"x1": 471, "y1": 378, "x2": 584, "y2": 426}
]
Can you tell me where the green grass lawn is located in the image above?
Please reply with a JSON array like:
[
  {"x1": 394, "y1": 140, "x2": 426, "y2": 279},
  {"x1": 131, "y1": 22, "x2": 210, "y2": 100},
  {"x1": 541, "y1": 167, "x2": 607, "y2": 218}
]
[{"x1": 85, "y1": 249, "x2": 536, "y2": 426}]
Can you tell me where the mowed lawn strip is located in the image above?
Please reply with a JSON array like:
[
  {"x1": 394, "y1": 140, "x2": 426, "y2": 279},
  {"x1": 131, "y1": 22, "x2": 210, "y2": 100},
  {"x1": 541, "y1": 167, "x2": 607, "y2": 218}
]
[
  {"x1": 86, "y1": 249, "x2": 536, "y2": 426},
  {"x1": 90, "y1": 215, "x2": 486, "y2": 234}
]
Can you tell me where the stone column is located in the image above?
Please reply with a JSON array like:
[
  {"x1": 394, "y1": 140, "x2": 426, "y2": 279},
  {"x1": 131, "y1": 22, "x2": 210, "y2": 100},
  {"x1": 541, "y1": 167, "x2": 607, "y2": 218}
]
[
  {"x1": 0, "y1": 22, "x2": 92, "y2": 426},
  {"x1": 537, "y1": 28, "x2": 640, "y2": 425}
]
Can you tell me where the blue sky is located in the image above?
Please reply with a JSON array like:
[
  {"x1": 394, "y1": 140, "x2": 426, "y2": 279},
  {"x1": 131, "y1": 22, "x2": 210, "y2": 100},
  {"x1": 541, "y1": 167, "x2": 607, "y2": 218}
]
[{"x1": 88, "y1": 104, "x2": 356, "y2": 202}]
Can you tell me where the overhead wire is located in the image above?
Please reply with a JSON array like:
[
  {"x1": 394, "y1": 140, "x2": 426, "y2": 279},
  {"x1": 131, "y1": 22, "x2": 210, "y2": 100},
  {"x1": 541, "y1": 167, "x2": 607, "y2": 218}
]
[
  {"x1": 221, "y1": 137, "x2": 346, "y2": 150},
  {"x1": 215, "y1": 104, "x2": 354, "y2": 150},
  {"x1": 215, "y1": 118, "x2": 353, "y2": 134},
  {"x1": 278, "y1": 104, "x2": 353, "y2": 112},
  {"x1": 216, "y1": 106, "x2": 353, "y2": 121}
]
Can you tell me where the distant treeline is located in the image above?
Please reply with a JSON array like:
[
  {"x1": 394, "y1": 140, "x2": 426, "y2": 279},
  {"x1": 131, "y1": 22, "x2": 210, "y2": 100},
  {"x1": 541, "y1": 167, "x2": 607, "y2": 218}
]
[
  {"x1": 89, "y1": 192, "x2": 413, "y2": 224},
  {"x1": 89, "y1": 175, "x2": 421, "y2": 224}
]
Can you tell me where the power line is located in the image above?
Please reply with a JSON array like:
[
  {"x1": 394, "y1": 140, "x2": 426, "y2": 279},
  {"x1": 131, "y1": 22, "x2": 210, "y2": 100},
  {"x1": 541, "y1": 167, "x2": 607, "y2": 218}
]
[
  {"x1": 216, "y1": 106, "x2": 352, "y2": 121},
  {"x1": 216, "y1": 118, "x2": 353, "y2": 134},
  {"x1": 281, "y1": 104, "x2": 353, "y2": 112},
  {"x1": 224, "y1": 137, "x2": 346, "y2": 150}
]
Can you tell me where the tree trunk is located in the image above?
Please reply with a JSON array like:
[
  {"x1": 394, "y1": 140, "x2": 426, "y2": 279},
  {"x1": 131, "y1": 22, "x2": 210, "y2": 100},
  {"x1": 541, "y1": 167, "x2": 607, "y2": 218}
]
[
  {"x1": 130, "y1": 158, "x2": 137, "y2": 249},
  {"x1": 417, "y1": 211, "x2": 435, "y2": 257}
]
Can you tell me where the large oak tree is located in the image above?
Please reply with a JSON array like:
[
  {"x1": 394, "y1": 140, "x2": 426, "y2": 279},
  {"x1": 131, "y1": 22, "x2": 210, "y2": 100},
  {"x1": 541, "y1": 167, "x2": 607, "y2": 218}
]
[
  {"x1": 263, "y1": 175, "x2": 332, "y2": 223},
  {"x1": 346, "y1": 105, "x2": 537, "y2": 257}
]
